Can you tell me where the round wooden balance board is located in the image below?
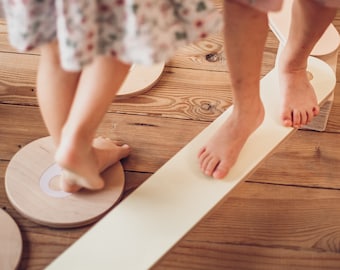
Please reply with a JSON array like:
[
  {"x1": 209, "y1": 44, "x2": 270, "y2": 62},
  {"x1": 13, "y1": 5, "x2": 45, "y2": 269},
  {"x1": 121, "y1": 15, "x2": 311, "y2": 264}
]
[
  {"x1": 116, "y1": 62, "x2": 165, "y2": 99},
  {"x1": 0, "y1": 208, "x2": 22, "y2": 270},
  {"x1": 5, "y1": 137, "x2": 125, "y2": 228}
]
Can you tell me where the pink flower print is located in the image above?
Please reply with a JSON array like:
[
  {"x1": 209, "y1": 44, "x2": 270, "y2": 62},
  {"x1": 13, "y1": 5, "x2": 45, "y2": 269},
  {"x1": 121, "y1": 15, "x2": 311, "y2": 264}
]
[
  {"x1": 99, "y1": 4, "x2": 109, "y2": 12},
  {"x1": 87, "y1": 43, "x2": 94, "y2": 51},
  {"x1": 111, "y1": 50, "x2": 117, "y2": 57},
  {"x1": 116, "y1": 0, "x2": 125, "y2": 6},
  {"x1": 195, "y1": 20, "x2": 203, "y2": 28},
  {"x1": 200, "y1": 32, "x2": 207, "y2": 39},
  {"x1": 26, "y1": 44, "x2": 34, "y2": 51}
]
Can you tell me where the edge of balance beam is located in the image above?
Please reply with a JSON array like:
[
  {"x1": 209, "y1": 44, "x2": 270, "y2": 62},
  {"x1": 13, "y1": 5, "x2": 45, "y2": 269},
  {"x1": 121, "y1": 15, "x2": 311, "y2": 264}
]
[
  {"x1": 268, "y1": 0, "x2": 340, "y2": 131},
  {"x1": 46, "y1": 57, "x2": 335, "y2": 270}
]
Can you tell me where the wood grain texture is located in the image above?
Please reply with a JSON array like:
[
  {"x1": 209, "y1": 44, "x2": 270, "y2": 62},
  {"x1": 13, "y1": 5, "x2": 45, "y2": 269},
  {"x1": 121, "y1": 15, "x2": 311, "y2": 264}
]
[
  {"x1": 0, "y1": 209, "x2": 22, "y2": 270},
  {"x1": 155, "y1": 183, "x2": 340, "y2": 270},
  {"x1": 0, "y1": 2, "x2": 340, "y2": 269}
]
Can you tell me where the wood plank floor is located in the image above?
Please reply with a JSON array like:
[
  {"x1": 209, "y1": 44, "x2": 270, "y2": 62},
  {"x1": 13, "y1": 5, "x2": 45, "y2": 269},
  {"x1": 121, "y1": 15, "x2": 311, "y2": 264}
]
[{"x1": 1, "y1": 3, "x2": 340, "y2": 270}]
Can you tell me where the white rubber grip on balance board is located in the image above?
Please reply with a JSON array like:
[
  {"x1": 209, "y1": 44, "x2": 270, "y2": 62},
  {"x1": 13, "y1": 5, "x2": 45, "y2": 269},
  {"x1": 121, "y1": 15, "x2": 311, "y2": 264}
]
[{"x1": 47, "y1": 57, "x2": 335, "y2": 270}]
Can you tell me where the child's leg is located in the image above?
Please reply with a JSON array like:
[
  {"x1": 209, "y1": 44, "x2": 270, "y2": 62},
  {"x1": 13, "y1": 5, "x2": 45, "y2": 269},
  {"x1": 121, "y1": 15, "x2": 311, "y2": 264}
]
[
  {"x1": 37, "y1": 43, "x2": 131, "y2": 191},
  {"x1": 37, "y1": 41, "x2": 79, "y2": 145},
  {"x1": 279, "y1": 0, "x2": 337, "y2": 128},
  {"x1": 54, "y1": 55, "x2": 131, "y2": 190},
  {"x1": 198, "y1": 0, "x2": 267, "y2": 179},
  {"x1": 60, "y1": 137, "x2": 130, "y2": 192}
]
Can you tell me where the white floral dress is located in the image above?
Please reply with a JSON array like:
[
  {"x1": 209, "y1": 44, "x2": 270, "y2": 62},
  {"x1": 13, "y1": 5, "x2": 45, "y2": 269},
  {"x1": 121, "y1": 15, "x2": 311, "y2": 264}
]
[{"x1": 1, "y1": 0, "x2": 222, "y2": 71}]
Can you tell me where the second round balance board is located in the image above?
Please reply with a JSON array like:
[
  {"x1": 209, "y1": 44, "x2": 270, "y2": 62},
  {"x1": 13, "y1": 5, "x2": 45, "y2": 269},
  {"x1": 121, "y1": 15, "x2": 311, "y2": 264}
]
[
  {"x1": 116, "y1": 62, "x2": 165, "y2": 99},
  {"x1": 47, "y1": 56, "x2": 335, "y2": 269},
  {"x1": 5, "y1": 136, "x2": 125, "y2": 228},
  {"x1": 0, "y1": 208, "x2": 22, "y2": 270}
]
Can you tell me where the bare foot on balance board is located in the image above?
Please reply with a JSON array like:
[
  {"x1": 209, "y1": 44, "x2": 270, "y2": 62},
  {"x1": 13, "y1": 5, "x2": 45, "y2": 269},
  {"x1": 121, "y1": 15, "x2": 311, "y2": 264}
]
[
  {"x1": 198, "y1": 101, "x2": 265, "y2": 179},
  {"x1": 278, "y1": 55, "x2": 319, "y2": 128},
  {"x1": 56, "y1": 136, "x2": 131, "y2": 193}
]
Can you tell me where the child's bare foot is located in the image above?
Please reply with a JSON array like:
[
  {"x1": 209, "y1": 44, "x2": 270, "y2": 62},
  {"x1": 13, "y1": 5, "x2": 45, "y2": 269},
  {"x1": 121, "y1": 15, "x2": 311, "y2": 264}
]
[
  {"x1": 92, "y1": 136, "x2": 130, "y2": 172},
  {"x1": 56, "y1": 136, "x2": 130, "y2": 193},
  {"x1": 198, "y1": 101, "x2": 264, "y2": 179},
  {"x1": 279, "y1": 56, "x2": 319, "y2": 128}
]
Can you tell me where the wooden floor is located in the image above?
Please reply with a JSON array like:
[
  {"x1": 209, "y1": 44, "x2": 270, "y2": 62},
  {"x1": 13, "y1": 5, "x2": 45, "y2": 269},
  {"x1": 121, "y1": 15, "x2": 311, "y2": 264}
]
[{"x1": 1, "y1": 3, "x2": 340, "y2": 270}]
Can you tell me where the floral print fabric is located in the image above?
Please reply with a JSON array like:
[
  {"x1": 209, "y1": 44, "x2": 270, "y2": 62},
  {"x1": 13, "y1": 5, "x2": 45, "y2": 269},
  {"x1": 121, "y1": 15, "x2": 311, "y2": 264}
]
[{"x1": 2, "y1": 0, "x2": 222, "y2": 71}]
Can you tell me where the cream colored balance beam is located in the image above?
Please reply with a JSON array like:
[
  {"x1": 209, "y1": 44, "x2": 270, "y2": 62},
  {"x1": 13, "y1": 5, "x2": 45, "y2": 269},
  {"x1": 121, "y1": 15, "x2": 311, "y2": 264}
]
[
  {"x1": 269, "y1": 0, "x2": 340, "y2": 131},
  {"x1": 47, "y1": 57, "x2": 335, "y2": 270}
]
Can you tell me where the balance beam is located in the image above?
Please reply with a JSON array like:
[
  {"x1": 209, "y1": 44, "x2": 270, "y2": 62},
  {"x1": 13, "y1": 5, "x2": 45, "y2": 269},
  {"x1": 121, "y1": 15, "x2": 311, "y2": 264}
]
[{"x1": 46, "y1": 56, "x2": 335, "y2": 270}]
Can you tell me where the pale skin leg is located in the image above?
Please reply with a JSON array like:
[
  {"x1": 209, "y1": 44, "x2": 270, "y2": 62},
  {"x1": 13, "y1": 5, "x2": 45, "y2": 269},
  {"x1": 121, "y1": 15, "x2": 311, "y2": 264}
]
[
  {"x1": 198, "y1": 0, "x2": 267, "y2": 179},
  {"x1": 199, "y1": 0, "x2": 337, "y2": 179},
  {"x1": 279, "y1": 0, "x2": 337, "y2": 128},
  {"x1": 37, "y1": 42, "x2": 131, "y2": 192}
]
